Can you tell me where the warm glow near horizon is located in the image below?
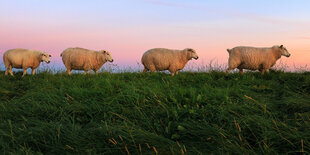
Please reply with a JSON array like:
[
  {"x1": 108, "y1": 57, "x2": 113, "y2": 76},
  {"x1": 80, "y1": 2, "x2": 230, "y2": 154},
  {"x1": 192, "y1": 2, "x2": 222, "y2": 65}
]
[{"x1": 0, "y1": 0, "x2": 309, "y2": 71}]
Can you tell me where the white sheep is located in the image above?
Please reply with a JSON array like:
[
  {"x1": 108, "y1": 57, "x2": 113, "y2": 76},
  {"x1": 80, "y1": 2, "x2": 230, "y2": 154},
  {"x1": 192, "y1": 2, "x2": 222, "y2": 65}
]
[
  {"x1": 3, "y1": 48, "x2": 51, "y2": 77},
  {"x1": 141, "y1": 48, "x2": 199, "y2": 76},
  {"x1": 226, "y1": 45, "x2": 291, "y2": 74},
  {"x1": 60, "y1": 47, "x2": 113, "y2": 75}
]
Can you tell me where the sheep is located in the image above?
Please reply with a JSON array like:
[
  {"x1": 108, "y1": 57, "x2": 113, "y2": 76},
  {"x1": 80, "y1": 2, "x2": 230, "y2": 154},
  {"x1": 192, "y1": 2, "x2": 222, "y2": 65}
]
[
  {"x1": 60, "y1": 47, "x2": 113, "y2": 75},
  {"x1": 141, "y1": 48, "x2": 199, "y2": 76},
  {"x1": 226, "y1": 45, "x2": 291, "y2": 74},
  {"x1": 3, "y1": 48, "x2": 51, "y2": 77}
]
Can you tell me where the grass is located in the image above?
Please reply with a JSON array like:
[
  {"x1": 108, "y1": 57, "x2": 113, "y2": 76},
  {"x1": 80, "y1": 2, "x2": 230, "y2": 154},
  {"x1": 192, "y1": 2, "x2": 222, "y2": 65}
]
[{"x1": 0, "y1": 70, "x2": 309, "y2": 154}]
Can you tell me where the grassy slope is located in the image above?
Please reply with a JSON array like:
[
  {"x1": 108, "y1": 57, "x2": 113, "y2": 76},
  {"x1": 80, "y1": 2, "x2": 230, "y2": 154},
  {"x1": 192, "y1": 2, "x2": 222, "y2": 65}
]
[{"x1": 0, "y1": 71, "x2": 309, "y2": 154}]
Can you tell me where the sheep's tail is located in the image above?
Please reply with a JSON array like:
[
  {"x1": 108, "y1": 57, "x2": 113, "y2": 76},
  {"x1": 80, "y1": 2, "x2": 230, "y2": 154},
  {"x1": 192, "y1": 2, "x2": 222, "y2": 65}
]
[{"x1": 227, "y1": 49, "x2": 232, "y2": 53}]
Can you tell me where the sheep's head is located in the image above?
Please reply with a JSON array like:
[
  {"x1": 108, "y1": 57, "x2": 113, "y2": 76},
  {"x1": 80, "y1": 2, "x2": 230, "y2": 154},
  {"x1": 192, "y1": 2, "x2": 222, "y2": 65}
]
[
  {"x1": 279, "y1": 45, "x2": 291, "y2": 57},
  {"x1": 40, "y1": 52, "x2": 51, "y2": 63},
  {"x1": 102, "y1": 50, "x2": 114, "y2": 62},
  {"x1": 184, "y1": 48, "x2": 199, "y2": 60}
]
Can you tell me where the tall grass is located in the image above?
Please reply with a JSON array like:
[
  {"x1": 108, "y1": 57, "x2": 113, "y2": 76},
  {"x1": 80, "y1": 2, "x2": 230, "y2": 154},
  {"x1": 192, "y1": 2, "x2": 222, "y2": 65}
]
[{"x1": 0, "y1": 69, "x2": 309, "y2": 154}]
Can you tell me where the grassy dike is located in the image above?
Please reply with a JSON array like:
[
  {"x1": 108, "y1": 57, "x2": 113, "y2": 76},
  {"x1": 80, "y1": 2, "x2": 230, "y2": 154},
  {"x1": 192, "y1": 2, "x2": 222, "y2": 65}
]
[{"x1": 0, "y1": 71, "x2": 309, "y2": 154}]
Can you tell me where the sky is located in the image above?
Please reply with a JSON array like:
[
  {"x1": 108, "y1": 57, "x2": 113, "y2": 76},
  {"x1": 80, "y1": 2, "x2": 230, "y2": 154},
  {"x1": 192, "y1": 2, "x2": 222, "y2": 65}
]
[{"x1": 0, "y1": 0, "x2": 309, "y2": 71}]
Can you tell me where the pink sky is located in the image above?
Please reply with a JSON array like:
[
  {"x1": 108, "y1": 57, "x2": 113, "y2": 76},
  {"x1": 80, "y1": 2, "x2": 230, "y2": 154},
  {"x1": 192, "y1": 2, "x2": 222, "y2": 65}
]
[{"x1": 0, "y1": 0, "x2": 309, "y2": 71}]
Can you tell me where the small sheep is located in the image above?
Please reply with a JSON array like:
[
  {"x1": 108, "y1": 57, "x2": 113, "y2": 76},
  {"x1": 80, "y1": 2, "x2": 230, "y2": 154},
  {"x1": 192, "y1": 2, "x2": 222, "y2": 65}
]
[
  {"x1": 226, "y1": 45, "x2": 291, "y2": 74},
  {"x1": 60, "y1": 47, "x2": 113, "y2": 75},
  {"x1": 3, "y1": 48, "x2": 51, "y2": 77},
  {"x1": 141, "y1": 48, "x2": 199, "y2": 76}
]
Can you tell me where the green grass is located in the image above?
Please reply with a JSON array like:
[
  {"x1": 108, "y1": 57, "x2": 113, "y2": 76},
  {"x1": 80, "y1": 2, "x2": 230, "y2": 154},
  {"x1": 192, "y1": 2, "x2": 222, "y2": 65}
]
[{"x1": 0, "y1": 70, "x2": 309, "y2": 154}]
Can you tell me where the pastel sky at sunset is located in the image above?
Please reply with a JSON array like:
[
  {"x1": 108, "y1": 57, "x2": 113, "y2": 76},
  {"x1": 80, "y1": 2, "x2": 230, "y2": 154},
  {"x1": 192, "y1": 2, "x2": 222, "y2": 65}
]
[{"x1": 0, "y1": 0, "x2": 309, "y2": 71}]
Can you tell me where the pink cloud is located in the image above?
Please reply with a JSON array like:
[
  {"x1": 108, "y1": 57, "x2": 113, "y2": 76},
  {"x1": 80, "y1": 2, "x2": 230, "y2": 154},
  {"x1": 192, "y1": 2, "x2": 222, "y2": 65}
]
[{"x1": 298, "y1": 36, "x2": 310, "y2": 40}]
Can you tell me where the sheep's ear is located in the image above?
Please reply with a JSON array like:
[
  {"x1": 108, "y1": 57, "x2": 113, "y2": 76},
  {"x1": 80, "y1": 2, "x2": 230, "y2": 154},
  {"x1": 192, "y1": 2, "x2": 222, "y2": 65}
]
[
  {"x1": 280, "y1": 45, "x2": 283, "y2": 49},
  {"x1": 186, "y1": 48, "x2": 194, "y2": 52},
  {"x1": 103, "y1": 50, "x2": 106, "y2": 53}
]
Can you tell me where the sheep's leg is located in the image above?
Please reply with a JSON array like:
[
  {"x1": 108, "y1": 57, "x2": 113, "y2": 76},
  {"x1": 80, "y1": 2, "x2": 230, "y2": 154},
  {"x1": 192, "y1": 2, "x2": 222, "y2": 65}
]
[
  {"x1": 5, "y1": 68, "x2": 9, "y2": 75},
  {"x1": 226, "y1": 68, "x2": 231, "y2": 73},
  {"x1": 149, "y1": 65, "x2": 156, "y2": 73},
  {"x1": 226, "y1": 60, "x2": 233, "y2": 73},
  {"x1": 83, "y1": 70, "x2": 87, "y2": 75},
  {"x1": 22, "y1": 68, "x2": 27, "y2": 77},
  {"x1": 4, "y1": 60, "x2": 11, "y2": 76},
  {"x1": 5, "y1": 65, "x2": 13, "y2": 76},
  {"x1": 226, "y1": 67, "x2": 235, "y2": 73},
  {"x1": 259, "y1": 69, "x2": 265, "y2": 75},
  {"x1": 226, "y1": 66, "x2": 234, "y2": 74},
  {"x1": 64, "y1": 63, "x2": 72, "y2": 75},
  {"x1": 142, "y1": 68, "x2": 148, "y2": 73},
  {"x1": 31, "y1": 68, "x2": 36, "y2": 75},
  {"x1": 9, "y1": 66, "x2": 14, "y2": 76},
  {"x1": 67, "y1": 69, "x2": 71, "y2": 75},
  {"x1": 5, "y1": 64, "x2": 11, "y2": 75},
  {"x1": 169, "y1": 68, "x2": 177, "y2": 76},
  {"x1": 239, "y1": 69, "x2": 244, "y2": 75},
  {"x1": 94, "y1": 69, "x2": 98, "y2": 75},
  {"x1": 176, "y1": 71, "x2": 179, "y2": 75},
  {"x1": 262, "y1": 63, "x2": 271, "y2": 74}
]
